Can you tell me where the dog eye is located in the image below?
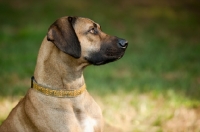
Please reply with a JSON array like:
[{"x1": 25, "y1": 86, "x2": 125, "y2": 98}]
[{"x1": 89, "y1": 28, "x2": 97, "y2": 34}]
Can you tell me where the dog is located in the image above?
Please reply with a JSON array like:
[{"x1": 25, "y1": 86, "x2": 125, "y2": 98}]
[{"x1": 0, "y1": 16, "x2": 128, "y2": 132}]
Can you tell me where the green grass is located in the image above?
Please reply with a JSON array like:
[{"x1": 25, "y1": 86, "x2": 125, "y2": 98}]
[{"x1": 0, "y1": 0, "x2": 200, "y2": 131}]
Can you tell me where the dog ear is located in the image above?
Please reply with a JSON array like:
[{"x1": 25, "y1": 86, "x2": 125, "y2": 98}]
[{"x1": 47, "y1": 17, "x2": 81, "y2": 58}]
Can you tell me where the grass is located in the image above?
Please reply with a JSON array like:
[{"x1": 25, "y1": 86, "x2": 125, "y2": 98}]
[{"x1": 0, "y1": 0, "x2": 200, "y2": 131}]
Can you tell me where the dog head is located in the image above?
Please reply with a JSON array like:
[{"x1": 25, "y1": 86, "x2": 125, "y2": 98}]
[{"x1": 47, "y1": 16, "x2": 128, "y2": 65}]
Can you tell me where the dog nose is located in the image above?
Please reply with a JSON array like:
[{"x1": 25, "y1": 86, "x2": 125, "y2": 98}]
[{"x1": 118, "y1": 38, "x2": 128, "y2": 48}]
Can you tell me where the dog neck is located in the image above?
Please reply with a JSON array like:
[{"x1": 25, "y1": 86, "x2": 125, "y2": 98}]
[
  {"x1": 34, "y1": 37, "x2": 86, "y2": 90},
  {"x1": 31, "y1": 76, "x2": 86, "y2": 97}
]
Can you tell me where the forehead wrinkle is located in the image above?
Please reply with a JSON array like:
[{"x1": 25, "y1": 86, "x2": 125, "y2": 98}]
[
  {"x1": 92, "y1": 22, "x2": 100, "y2": 28},
  {"x1": 93, "y1": 23, "x2": 97, "y2": 28}
]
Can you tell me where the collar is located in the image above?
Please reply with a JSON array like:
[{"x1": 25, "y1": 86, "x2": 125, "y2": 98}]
[{"x1": 31, "y1": 76, "x2": 86, "y2": 98}]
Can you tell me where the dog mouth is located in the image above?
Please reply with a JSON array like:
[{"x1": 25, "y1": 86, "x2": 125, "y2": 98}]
[
  {"x1": 85, "y1": 50, "x2": 125, "y2": 65},
  {"x1": 96, "y1": 55, "x2": 124, "y2": 65}
]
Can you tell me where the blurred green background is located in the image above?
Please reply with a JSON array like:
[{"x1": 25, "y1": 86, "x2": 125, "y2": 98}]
[{"x1": 0, "y1": 0, "x2": 200, "y2": 131}]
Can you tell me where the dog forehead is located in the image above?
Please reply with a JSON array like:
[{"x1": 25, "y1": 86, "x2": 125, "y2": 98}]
[{"x1": 76, "y1": 17, "x2": 100, "y2": 29}]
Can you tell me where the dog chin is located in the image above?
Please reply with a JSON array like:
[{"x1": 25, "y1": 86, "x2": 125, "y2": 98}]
[
  {"x1": 85, "y1": 55, "x2": 123, "y2": 66},
  {"x1": 93, "y1": 59, "x2": 116, "y2": 65}
]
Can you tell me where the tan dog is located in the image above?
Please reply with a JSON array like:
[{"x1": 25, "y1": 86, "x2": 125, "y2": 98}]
[{"x1": 0, "y1": 16, "x2": 128, "y2": 132}]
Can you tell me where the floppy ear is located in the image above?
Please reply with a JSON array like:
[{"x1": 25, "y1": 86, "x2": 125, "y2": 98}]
[{"x1": 47, "y1": 17, "x2": 81, "y2": 58}]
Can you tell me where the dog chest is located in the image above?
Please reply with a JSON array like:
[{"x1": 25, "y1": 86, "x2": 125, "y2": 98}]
[{"x1": 81, "y1": 116, "x2": 97, "y2": 132}]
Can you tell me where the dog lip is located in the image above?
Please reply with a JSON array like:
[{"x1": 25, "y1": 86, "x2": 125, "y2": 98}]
[
  {"x1": 96, "y1": 61, "x2": 104, "y2": 65},
  {"x1": 117, "y1": 53, "x2": 124, "y2": 59}
]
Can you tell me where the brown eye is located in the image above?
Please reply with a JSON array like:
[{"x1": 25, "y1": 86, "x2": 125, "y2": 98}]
[
  {"x1": 88, "y1": 27, "x2": 99, "y2": 35},
  {"x1": 89, "y1": 28, "x2": 95, "y2": 34}
]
